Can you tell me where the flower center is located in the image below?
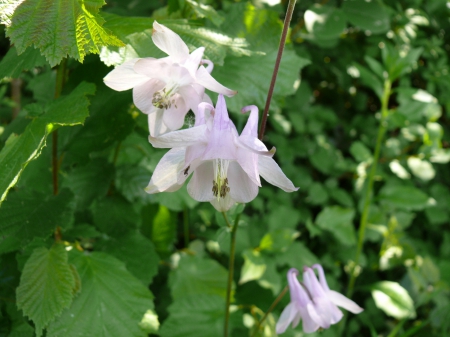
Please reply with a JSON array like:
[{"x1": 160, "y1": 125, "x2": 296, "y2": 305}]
[
  {"x1": 152, "y1": 87, "x2": 177, "y2": 110},
  {"x1": 212, "y1": 159, "x2": 230, "y2": 200}
]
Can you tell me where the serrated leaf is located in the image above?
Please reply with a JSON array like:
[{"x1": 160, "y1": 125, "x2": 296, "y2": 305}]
[
  {"x1": 169, "y1": 254, "x2": 230, "y2": 300},
  {"x1": 159, "y1": 294, "x2": 225, "y2": 337},
  {"x1": 99, "y1": 231, "x2": 160, "y2": 285},
  {"x1": 210, "y1": 49, "x2": 310, "y2": 113},
  {"x1": 16, "y1": 243, "x2": 76, "y2": 337},
  {"x1": 101, "y1": 14, "x2": 251, "y2": 66},
  {"x1": 0, "y1": 82, "x2": 96, "y2": 204},
  {"x1": 315, "y1": 206, "x2": 356, "y2": 246},
  {"x1": 4, "y1": 0, "x2": 124, "y2": 66},
  {"x1": 370, "y1": 281, "x2": 416, "y2": 319},
  {"x1": 0, "y1": 46, "x2": 47, "y2": 79},
  {"x1": 47, "y1": 251, "x2": 155, "y2": 337},
  {"x1": 0, "y1": 189, "x2": 75, "y2": 255}
]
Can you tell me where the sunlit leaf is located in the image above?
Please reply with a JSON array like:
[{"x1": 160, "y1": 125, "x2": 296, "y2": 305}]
[
  {"x1": 371, "y1": 281, "x2": 416, "y2": 319},
  {"x1": 16, "y1": 243, "x2": 77, "y2": 337},
  {"x1": 3, "y1": 0, "x2": 124, "y2": 66}
]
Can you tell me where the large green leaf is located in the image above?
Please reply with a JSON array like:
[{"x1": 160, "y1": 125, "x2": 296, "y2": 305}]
[
  {"x1": 141, "y1": 204, "x2": 177, "y2": 255},
  {"x1": 378, "y1": 185, "x2": 429, "y2": 210},
  {"x1": 98, "y1": 231, "x2": 160, "y2": 286},
  {"x1": 0, "y1": 46, "x2": 47, "y2": 79},
  {"x1": 370, "y1": 281, "x2": 416, "y2": 319},
  {"x1": 0, "y1": 82, "x2": 95, "y2": 204},
  {"x1": 3, "y1": 0, "x2": 124, "y2": 66},
  {"x1": 169, "y1": 254, "x2": 230, "y2": 300},
  {"x1": 159, "y1": 294, "x2": 224, "y2": 337},
  {"x1": 0, "y1": 189, "x2": 75, "y2": 255},
  {"x1": 342, "y1": 0, "x2": 391, "y2": 34},
  {"x1": 315, "y1": 206, "x2": 356, "y2": 246},
  {"x1": 101, "y1": 14, "x2": 250, "y2": 66},
  {"x1": 47, "y1": 251, "x2": 155, "y2": 337},
  {"x1": 16, "y1": 243, "x2": 78, "y2": 337}
]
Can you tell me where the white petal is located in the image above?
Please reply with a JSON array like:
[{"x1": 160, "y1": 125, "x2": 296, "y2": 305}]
[
  {"x1": 162, "y1": 95, "x2": 188, "y2": 131},
  {"x1": 258, "y1": 156, "x2": 298, "y2": 192},
  {"x1": 103, "y1": 58, "x2": 149, "y2": 91},
  {"x1": 240, "y1": 105, "x2": 259, "y2": 137},
  {"x1": 306, "y1": 302, "x2": 330, "y2": 329},
  {"x1": 276, "y1": 302, "x2": 297, "y2": 334},
  {"x1": 298, "y1": 307, "x2": 320, "y2": 333},
  {"x1": 148, "y1": 109, "x2": 168, "y2": 137},
  {"x1": 145, "y1": 148, "x2": 186, "y2": 193},
  {"x1": 210, "y1": 194, "x2": 235, "y2": 212},
  {"x1": 152, "y1": 21, "x2": 190, "y2": 62},
  {"x1": 236, "y1": 147, "x2": 260, "y2": 187},
  {"x1": 187, "y1": 161, "x2": 214, "y2": 202},
  {"x1": 178, "y1": 85, "x2": 203, "y2": 114},
  {"x1": 184, "y1": 47, "x2": 204, "y2": 77},
  {"x1": 327, "y1": 290, "x2": 364, "y2": 314},
  {"x1": 227, "y1": 162, "x2": 259, "y2": 203},
  {"x1": 133, "y1": 78, "x2": 165, "y2": 114},
  {"x1": 195, "y1": 66, "x2": 237, "y2": 96},
  {"x1": 149, "y1": 124, "x2": 208, "y2": 148}
]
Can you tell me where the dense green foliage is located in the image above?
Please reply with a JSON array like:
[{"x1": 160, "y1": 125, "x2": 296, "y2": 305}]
[{"x1": 0, "y1": 0, "x2": 449, "y2": 336}]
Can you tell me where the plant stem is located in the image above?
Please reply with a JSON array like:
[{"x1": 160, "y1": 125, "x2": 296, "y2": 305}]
[
  {"x1": 223, "y1": 211, "x2": 241, "y2": 337},
  {"x1": 183, "y1": 207, "x2": 189, "y2": 248},
  {"x1": 258, "y1": 0, "x2": 297, "y2": 140},
  {"x1": 52, "y1": 58, "x2": 67, "y2": 196},
  {"x1": 251, "y1": 285, "x2": 289, "y2": 337},
  {"x1": 347, "y1": 79, "x2": 391, "y2": 297}
]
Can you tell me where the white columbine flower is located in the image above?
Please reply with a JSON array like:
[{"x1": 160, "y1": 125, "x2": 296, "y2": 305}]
[
  {"x1": 145, "y1": 94, "x2": 298, "y2": 211},
  {"x1": 103, "y1": 21, "x2": 236, "y2": 136},
  {"x1": 276, "y1": 265, "x2": 364, "y2": 334}
]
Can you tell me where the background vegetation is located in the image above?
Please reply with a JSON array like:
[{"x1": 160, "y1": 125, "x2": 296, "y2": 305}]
[{"x1": 0, "y1": 0, "x2": 449, "y2": 336}]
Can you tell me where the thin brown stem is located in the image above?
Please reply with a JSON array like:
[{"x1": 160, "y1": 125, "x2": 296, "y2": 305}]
[{"x1": 258, "y1": 0, "x2": 297, "y2": 140}]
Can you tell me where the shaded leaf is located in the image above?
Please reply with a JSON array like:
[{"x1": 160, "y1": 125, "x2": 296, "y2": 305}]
[
  {"x1": 315, "y1": 206, "x2": 356, "y2": 246},
  {"x1": 378, "y1": 185, "x2": 429, "y2": 210},
  {"x1": 16, "y1": 243, "x2": 76, "y2": 337},
  {"x1": 0, "y1": 46, "x2": 47, "y2": 79},
  {"x1": 342, "y1": 0, "x2": 391, "y2": 34}
]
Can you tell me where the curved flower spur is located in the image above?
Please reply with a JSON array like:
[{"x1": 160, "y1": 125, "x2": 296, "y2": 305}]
[
  {"x1": 145, "y1": 94, "x2": 298, "y2": 211},
  {"x1": 103, "y1": 21, "x2": 236, "y2": 136}
]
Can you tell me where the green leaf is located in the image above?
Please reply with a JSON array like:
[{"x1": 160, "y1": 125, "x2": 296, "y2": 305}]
[
  {"x1": 382, "y1": 45, "x2": 423, "y2": 81},
  {"x1": 47, "y1": 251, "x2": 155, "y2": 337},
  {"x1": 159, "y1": 294, "x2": 224, "y2": 337},
  {"x1": 210, "y1": 49, "x2": 310, "y2": 113},
  {"x1": 115, "y1": 165, "x2": 153, "y2": 203},
  {"x1": 315, "y1": 206, "x2": 356, "y2": 246},
  {"x1": 169, "y1": 254, "x2": 230, "y2": 300},
  {"x1": 259, "y1": 229, "x2": 298, "y2": 253},
  {"x1": 370, "y1": 281, "x2": 416, "y2": 319},
  {"x1": 141, "y1": 204, "x2": 176, "y2": 255},
  {"x1": 185, "y1": 0, "x2": 224, "y2": 27},
  {"x1": 342, "y1": 0, "x2": 391, "y2": 34},
  {"x1": 378, "y1": 185, "x2": 429, "y2": 210},
  {"x1": 0, "y1": 189, "x2": 75, "y2": 255},
  {"x1": 239, "y1": 249, "x2": 266, "y2": 285},
  {"x1": 0, "y1": 46, "x2": 47, "y2": 79},
  {"x1": 350, "y1": 141, "x2": 372, "y2": 162},
  {"x1": 304, "y1": 5, "x2": 346, "y2": 44},
  {"x1": 99, "y1": 231, "x2": 159, "y2": 285},
  {"x1": 16, "y1": 243, "x2": 77, "y2": 337},
  {"x1": 101, "y1": 14, "x2": 250, "y2": 66},
  {"x1": 349, "y1": 63, "x2": 383, "y2": 99},
  {"x1": 4, "y1": 0, "x2": 124, "y2": 66},
  {"x1": 275, "y1": 242, "x2": 319, "y2": 268},
  {"x1": 0, "y1": 82, "x2": 95, "y2": 204}
]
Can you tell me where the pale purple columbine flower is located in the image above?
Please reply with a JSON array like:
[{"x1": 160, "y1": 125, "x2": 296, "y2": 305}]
[
  {"x1": 276, "y1": 265, "x2": 364, "y2": 334},
  {"x1": 103, "y1": 21, "x2": 236, "y2": 136},
  {"x1": 145, "y1": 94, "x2": 298, "y2": 211}
]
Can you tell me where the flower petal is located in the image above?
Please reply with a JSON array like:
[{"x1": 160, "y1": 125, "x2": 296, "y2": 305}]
[
  {"x1": 187, "y1": 161, "x2": 214, "y2": 202},
  {"x1": 162, "y1": 95, "x2": 188, "y2": 131},
  {"x1": 178, "y1": 85, "x2": 203, "y2": 114},
  {"x1": 184, "y1": 47, "x2": 204, "y2": 77},
  {"x1": 148, "y1": 109, "x2": 168, "y2": 137},
  {"x1": 306, "y1": 301, "x2": 331, "y2": 329},
  {"x1": 149, "y1": 124, "x2": 208, "y2": 148},
  {"x1": 227, "y1": 161, "x2": 259, "y2": 203},
  {"x1": 133, "y1": 78, "x2": 165, "y2": 114},
  {"x1": 236, "y1": 148, "x2": 260, "y2": 187},
  {"x1": 327, "y1": 290, "x2": 364, "y2": 314},
  {"x1": 298, "y1": 307, "x2": 320, "y2": 333},
  {"x1": 312, "y1": 264, "x2": 330, "y2": 292},
  {"x1": 210, "y1": 194, "x2": 235, "y2": 212},
  {"x1": 152, "y1": 21, "x2": 189, "y2": 62},
  {"x1": 196, "y1": 66, "x2": 237, "y2": 96},
  {"x1": 258, "y1": 156, "x2": 298, "y2": 192},
  {"x1": 201, "y1": 59, "x2": 214, "y2": 73},
  {"x1": 276, "y1": 302, "x2": 297, "y2": 334},
  {"x1": 103, "y1": 58, "x2": 149, "y2": 91},
  {"x1": 240, "y1": 105, "x2": 259, "y2": 138},
  {"x1": 145, "y1": 148, "x2": 186, "y2": 193}
]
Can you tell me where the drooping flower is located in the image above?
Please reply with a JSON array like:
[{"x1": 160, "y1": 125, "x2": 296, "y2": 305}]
[
  {"x1": 276, "y1": 268, "x2": 320, "y2": 334},
  {"x1": 103, "y1": 21, "x2": 236, "y2": 136},
  {"x1": 276, "y1": 265, "x2": 364, "y2": 335},
  {"x1": 145, "y1": 94, "x2": 298, "y2": 211}
]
